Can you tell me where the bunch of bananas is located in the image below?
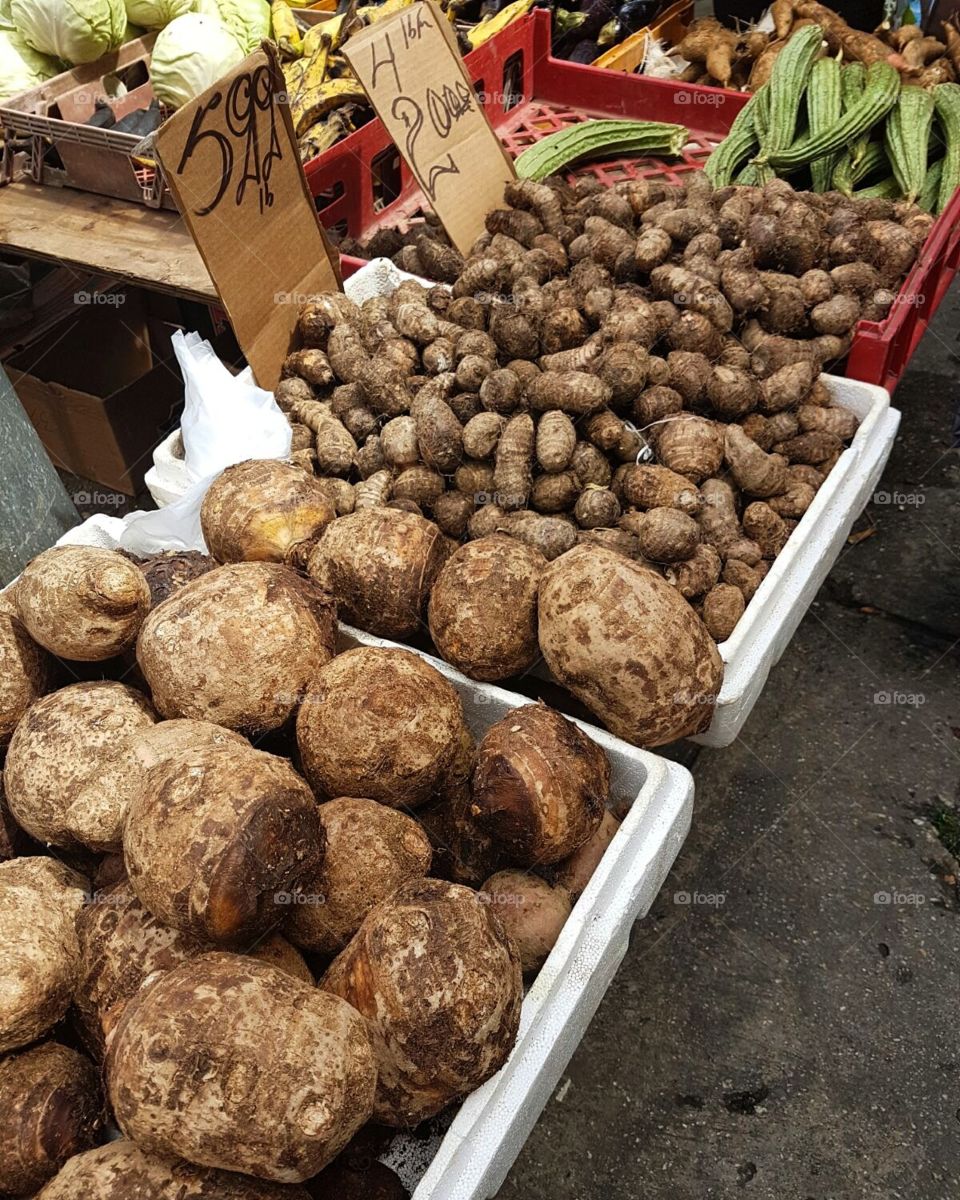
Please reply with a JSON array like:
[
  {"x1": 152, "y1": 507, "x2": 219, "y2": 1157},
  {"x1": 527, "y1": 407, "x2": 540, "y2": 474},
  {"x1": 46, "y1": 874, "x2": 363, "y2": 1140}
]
[{"x1": 271, "y1": 0, "x2": 419, "y2": 160}]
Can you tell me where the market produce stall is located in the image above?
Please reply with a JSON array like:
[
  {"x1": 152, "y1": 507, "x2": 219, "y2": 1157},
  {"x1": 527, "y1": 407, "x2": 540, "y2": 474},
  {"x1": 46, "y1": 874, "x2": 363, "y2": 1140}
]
[{"x1": 0, "y1": 0, "x2": 957, "y2": 1196}]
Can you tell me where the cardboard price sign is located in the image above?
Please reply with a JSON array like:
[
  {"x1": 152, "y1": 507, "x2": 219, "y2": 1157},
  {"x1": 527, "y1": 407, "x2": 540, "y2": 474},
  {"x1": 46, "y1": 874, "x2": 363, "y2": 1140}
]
[
  {"x1": 155, "y1": 44, "x2": 341, "y2": 389},
  {"x1": 344, "y1": 0, "x2": 515, "y2": 255}
]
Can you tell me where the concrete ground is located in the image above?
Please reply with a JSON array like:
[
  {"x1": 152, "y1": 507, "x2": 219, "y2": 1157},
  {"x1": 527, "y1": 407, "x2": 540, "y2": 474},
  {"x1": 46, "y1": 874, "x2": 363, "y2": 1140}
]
[{"x1": 497, "y1": 288, "x2": 960, "y2": 1200}]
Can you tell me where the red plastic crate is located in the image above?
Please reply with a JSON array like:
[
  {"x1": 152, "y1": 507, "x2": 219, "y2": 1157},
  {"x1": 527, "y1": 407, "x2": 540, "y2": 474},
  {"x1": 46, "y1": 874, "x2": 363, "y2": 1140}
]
[{"x1": 317, "y1": 9, "x2": 958, "y2": 393}]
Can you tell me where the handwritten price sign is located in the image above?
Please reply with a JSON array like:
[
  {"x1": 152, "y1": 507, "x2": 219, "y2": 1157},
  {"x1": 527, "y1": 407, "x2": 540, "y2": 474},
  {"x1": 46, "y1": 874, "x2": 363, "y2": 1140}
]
[
  {"x1": 344, "y1": 0, "x2": 515, "y2": 255},
  {"x1": 156, "y1": 44, "x2": 341, "y2": 389}
]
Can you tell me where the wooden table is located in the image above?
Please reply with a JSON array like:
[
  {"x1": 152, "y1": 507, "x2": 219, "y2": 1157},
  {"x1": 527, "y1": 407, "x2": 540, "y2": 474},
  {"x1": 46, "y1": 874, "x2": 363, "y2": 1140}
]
[{"x1": 0, "y1": 183, "x2": 217, "y2": 303}]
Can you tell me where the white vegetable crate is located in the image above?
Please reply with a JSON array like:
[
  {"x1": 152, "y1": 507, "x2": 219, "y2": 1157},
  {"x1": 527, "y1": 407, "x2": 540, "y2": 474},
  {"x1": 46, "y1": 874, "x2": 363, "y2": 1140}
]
[
  {"x1": 144, "y1": 259, "x2": 901, "y2": 748},
  {"x1": 337, "y1": 627, "x2": 694, "y2": 1199},
  {"x1": 7, "y1": 514, "x2": 695, "y2": 1200}
]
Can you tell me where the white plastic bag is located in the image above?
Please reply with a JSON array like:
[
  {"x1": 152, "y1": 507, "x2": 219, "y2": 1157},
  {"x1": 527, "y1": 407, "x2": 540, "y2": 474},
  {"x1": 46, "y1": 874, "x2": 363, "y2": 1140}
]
[{"x1": 119, "y1": 331, "x2": 291, "y2": 555}]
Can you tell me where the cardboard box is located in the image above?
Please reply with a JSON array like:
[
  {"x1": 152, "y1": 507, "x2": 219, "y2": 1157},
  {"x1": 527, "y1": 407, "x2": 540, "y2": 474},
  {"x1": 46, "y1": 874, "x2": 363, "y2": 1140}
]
[{"x1": 7, "y1": 291, "x2": 184, "y2": 495}]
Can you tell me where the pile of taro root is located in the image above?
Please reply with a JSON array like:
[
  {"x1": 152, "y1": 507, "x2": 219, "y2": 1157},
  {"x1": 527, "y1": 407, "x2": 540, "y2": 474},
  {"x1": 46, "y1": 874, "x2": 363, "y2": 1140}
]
[
  {"x1": 279, "y1": 176, "x2": 928, "y2": 643},
  {"x1": 0, "y1": 542, "x2": 623, "y2": 1197}
]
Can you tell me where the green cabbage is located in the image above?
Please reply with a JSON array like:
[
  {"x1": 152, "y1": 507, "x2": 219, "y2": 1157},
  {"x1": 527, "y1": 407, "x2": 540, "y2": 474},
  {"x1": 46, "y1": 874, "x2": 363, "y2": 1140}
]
[
  {"x1": 11, "y1": 0, "x2": 126, "y2": 64},
  {"x1": 0, "y1": 27, "x2": 57, "y2": 100},
  {"x1": 209, "y1": 0, "x2": 268, "y2": 52},
  {"x1": 149, "y1": 11, "x2": 245, "y2": 108},
  {"x1": 124, "y1": 0, "x2": 194, "y2": 30}
]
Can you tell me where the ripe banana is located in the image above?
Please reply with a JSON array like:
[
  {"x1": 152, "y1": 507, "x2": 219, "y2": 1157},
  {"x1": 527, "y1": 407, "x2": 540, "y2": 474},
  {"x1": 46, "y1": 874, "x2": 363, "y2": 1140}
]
[
  {"x1": 467, "y1": 0, "x2": 535, "y2": 49},
  {"x1": 271, "y1": 0, "x2": 302, "y2": 59}
]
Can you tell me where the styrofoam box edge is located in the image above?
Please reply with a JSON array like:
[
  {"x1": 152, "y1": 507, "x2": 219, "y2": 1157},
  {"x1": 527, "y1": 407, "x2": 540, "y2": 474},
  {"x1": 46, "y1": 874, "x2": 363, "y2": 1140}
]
[
  {"x1": 5, "y1": 520, "x2": 694, "y2": 1200},
  {"x1": 339, "y1": 627, "x2": 694, "y2": 1200}
]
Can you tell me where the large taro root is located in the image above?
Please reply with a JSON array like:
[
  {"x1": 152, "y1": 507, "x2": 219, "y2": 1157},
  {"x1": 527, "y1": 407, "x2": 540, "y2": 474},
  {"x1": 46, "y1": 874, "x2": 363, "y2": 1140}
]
[
  {"x1": 427, "y1": 535, "x2": 546, "y2": 682},
  {"x1": 284, "y1": 797, "x2": 432, "y2": 955},
  {"x1": 537, "y1": 544, "x2": 724, "y2": 745},
  {"x1": 16, "y1": 546, "x2": 150, "y2": 661},
  {"x1": 36, "y1": 1139, "x2": 313, "y2": 1199},
  {"x1": 296, "y1": 647, "x2": 466, "y2": 810},
  {"x1": 123, "y1": 742, "x2": 323, "y2": 946},
  {"x1": 321, "y1": 877, "x2": 522, "y2": 1128},
  {"x1": 107, "y1": 954, "x2": 377, "y2": 1183},
  {"x1": 0, "y1": 1041, "x2": 102, "y2": 1195},
  {"x1": 200, "y1": 459, "x2": 336, "y2": 565},
  {"x1": 136, "y1": 563, "x2": 336, "y2": 735},
  {"x1": 4, "y1": 682, "x2": 157, "y2": 850},
  {"x1": 137, "y1": 550, "x2": 216, "y2": 605},
  {"x1": 74, "y1": 884, "x2": 311, "y2": 1058},
  {"x1": 0, "y1": 610, "x2": 51, "y2": 749},
  {"x1": 471, "y1": 704, "x2": 609, "y2": 865},
  {"x1": 0, "y1": 857, "x2": 87, "y2": 1053},
  {"x1": 305, "y1": 508, "x2": 449, "y2": 639}
]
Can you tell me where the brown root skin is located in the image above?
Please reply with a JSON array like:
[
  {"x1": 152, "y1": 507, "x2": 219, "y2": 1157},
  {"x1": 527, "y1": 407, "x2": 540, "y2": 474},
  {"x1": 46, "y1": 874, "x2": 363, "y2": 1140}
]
[
  {"x1": 797, "y1": 403, "x2": 860, "y2": 439},
  {"x1": 621, "y1": 464, "x2": 702, "y2": 514},
  {"x1": 636, "y1": 507, "x2": 701, "y2": 562},
  {"x1": 472, "y1": 704, "x2": 609, "y2": 865},
  {"x1": 0, "y1": 1041, "x2": 102, "y2": 1194},
  {"x1": 538, "y1": 544, "x2": 724, "y2": 746},
  {"x1": 697, "y1": 478, "x2": 763, "y2": 565},
  {"x1": 724, "y1": 424, "x2": 790, "y2": 498},
  {"x1": 494, "y1": 414, "x2": 535, "y2": 511},
  {"x1": 108, "y1": 954, "x2": 376, "y2": 1181},
  {"x1": 743, "y1": 501, "x2": 791, "y2": 558},
  {"x1": 428, "y1": 535, "x2": 545, "y2": 681},
  {"x1": 702, "y1": 582, "x2": 746, "y2": 641},
  {"x1": 297, "y1": 647, "x2": 465, "y2": 809},
  {"x1": 654, "y1": 415, "x2": 724, "y2": 483},
  {"x1": 17, "y1": 546, "x2": 150, "y2": 662},
  {"x1": 0, "y1": 857, "x2": 87, "y2": 1053},
  {"x1": 321, "y1": 879, "x2": 521, "y2": 1129},
  {"x1": 200, "y1": 459, "x2": 336, "y2": 566},
  {"x1": 493, "y1": 511, "x2": 577, "y2": 560},
  {"x1": 536, "y1": 410, "x2": 577, "y2": 473},
  {"x1": 480, "y1": 870, "x2": 572, "y2": 975},
  {"x1": 666, "y1": 542, "x2": 722, "y2": 599}
]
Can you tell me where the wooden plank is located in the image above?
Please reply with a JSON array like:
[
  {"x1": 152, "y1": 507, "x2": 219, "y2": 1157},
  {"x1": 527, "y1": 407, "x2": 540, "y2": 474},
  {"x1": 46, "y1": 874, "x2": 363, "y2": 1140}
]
[{"x1": 0, "y1": 183, "x2": 216, "y2": 302}]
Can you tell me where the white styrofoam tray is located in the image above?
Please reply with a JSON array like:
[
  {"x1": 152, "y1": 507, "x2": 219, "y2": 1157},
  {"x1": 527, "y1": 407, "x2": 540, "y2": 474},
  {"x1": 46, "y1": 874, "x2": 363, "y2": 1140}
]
[
  {"x1": 337, "y1": 627, "x2": 694, "y2": 1200},
  {"x1": 17, "y1": 514, "x2": 694, "y2": 1200},
  {"x1": 144, "y1": 258, "x2": 901, "y2": 749}
]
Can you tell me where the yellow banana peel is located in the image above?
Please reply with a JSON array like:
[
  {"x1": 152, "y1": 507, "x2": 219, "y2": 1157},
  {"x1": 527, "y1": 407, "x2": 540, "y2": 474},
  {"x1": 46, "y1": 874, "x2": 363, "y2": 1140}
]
[
  {"x1": 271, "y1": 0, "x2": 302, "y2": 58},
  {"x1": 467, "y1": 0, "x2": 535, "y2": 48},
  {"x1": 286, "y1": 74, "x2": 368, "y2": 137}
]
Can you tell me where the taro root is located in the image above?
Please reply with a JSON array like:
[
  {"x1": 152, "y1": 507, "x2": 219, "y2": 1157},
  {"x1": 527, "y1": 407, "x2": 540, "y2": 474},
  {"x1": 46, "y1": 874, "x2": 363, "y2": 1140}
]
[
  {"x1": 123, "y1": 742, "x2": 323, "y2": 945},
  {"x1": 16, "y1": 546, "x2": 150, "y2": 661},
  {"x1": 0, "y1": 609, "x2": 52, "y2": 748},
  {"x1": 61, "y1": 719, "x2": 246, "y2": 855},
  {"x1": 0, "y1": 857, "x2": 87, "y2": 1053},
  {"x1": 551, "y1": 809, "x2": 621, "y2": 896},
  {"x1": 305, "y1": 508, "x2": 449, "y2": 639},
  {"x1": 37, "y1": 1140, "x2": 313, "y2": 1199},
  {"x1": 4, "y1": 682, "x2": 157, "y2": 850},
  {"x1": 201, "y1": 459, "x2": 337, "y2": 566},
  {"x1": 75, "y1": 884, "x2": 310, "y2": 1057},
  {"x1": 538, "y1": 544, "x2": 724, "y2": 745},
  {"x1": 137, "y1": 550, "x2": 216, "y2": 605},
  {"x1": 321, "y1": 878, "x2": 522, "y2": 1127},
  {"x1": 427, "y1": 535, "x2": 546, "y2": 681},
  {"x1": 297, "y1": 647, "x2": 465, "y2": 809},
  {"x1": 471, "y1": 704, "x2": 608, "y2": 865},
  {"x1": 479, "y1": 870, "x2": 572, "y2": 974},
  {"x1": 284, "y1": 797, "x2": 432, "y2": 954},
  {"x1": 107, "y1": 954, "x2": 376, "y2": 1183},
  {"x1": 0, "y1": 1042, "x2": 102, "y2": 1195},
  {"x1": 137, "y1": 563, "x2": 336, "y2": 735}
]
